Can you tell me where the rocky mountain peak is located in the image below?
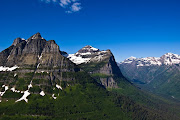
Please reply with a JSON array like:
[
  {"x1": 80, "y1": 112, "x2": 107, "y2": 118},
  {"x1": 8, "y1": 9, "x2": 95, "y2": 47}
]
[
  {"x1": 42, "y1": 40, "x2": 60, "y2": 54},
  {"x1": 12, "y1": 37, "x2": 25, "y2": 46},
  {"x1": 29, "y1": 32, "x2": 43, "y2": 40},
  {"x1": 77, "y1": 45, "x2": 99, "y2": 54},
  {"x1": 0, "y1": 33, "x2": 70, "y2": 67},
  {"x1": 161, "y1": 53, "x2": 180, "y2": 59},
  {"x1": 120, "y1": 53, "x2": 180, "y2": 67},
  {"x1": 68, "y1": 46, "x2": 109, "y2": 65},
  {"x1": 68, "y1": 45, "x2": 124, "y2": 88},
  {"x1": 161, "y1": 53, "x2": 180, "y2": 65}
]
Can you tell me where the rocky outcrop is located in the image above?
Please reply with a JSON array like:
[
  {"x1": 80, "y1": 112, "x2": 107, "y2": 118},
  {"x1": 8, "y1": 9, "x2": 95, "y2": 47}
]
[{"x1": 100, "y1": 77, "x2": 118, "y2": 88}]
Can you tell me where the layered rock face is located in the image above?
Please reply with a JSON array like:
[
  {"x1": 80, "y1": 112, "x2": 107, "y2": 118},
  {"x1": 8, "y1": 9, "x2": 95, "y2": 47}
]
[
  {"x1": 68, "y1": 46, "x2": 127, "y2": 88},
  {"x1": 0, "y1": 33, "x2": 80, "y2": 102},
  {"x1": 0, "y1": 33, "x2": 77, "y2": 70},
  {"x1": 119, "y1": 53, "x2": 180, "y2": 100}
]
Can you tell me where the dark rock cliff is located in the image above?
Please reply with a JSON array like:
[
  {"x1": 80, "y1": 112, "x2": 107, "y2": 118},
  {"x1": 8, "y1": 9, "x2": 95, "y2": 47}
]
[{"x1": 0, "y1": 33, "x2": 80, "y2": 93}]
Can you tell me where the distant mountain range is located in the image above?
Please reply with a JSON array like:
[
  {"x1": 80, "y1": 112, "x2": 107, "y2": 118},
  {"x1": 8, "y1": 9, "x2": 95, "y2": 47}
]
[
  {"x1": 119, "y1": 53, "x2": 180, "y2": 100},
  {"x1": 0, "y1": 33, "x2": 179, "y2": 119}
]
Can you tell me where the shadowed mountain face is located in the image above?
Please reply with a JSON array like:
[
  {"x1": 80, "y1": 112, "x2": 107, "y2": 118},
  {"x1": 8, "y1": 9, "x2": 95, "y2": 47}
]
[{"x1": 119, "y1": 53, "x2": 180, "y2": 100}]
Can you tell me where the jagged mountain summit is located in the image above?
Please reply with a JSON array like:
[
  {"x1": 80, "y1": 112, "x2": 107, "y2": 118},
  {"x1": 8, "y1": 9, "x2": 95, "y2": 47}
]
[
  {"x1": 68, "y1": 45, "x2": 129, "y2": 88},
  {"x1": 0, "y1": 32, "x2": 79, "y2": 103},
  {"x1": 121, "y1": 53, "x2": 180, "y2": 66},
  {"x1": 68, "y1": 45, "x2": 108, "y2": 65},
  {"x1": 119, "y1": 53, "x2": 180, "y2": 100},
  {"x1": 0, "y1": 32, "x2": 72, "y2": 68}
]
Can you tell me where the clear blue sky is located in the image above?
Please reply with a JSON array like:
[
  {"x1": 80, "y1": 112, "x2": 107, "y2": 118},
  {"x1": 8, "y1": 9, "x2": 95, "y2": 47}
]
[{"x1": 0, "y1": 0, "x2": 179, "y2": 62}]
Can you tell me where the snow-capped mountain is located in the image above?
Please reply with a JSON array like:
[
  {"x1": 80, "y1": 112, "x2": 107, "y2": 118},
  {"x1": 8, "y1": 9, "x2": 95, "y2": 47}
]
[
  {"x1": 68, "y1": 45, "x2": 110, "y2": 65},
  {"x1": 119, "y1": 53, "x2": 180, "y2": 100},
  {"x1": 67, "y1": 45, "x2": 127, "y2": 89},
  {"x1": 121, "y1": 53, "x2": 180, "y2": 66}
]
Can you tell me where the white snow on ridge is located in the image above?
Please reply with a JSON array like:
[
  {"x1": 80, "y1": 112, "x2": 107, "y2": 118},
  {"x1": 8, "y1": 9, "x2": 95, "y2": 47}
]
[
  {"x1": 0, "y1": 66, "x2": 19, "y2": 72},
  {"x1": 122, "y1": 56, "x2": 136, "y2": 64},
  {"x1": 82, "y1": 45, "x2": 99, "y2": 51},
  {"x1": 68, "y1": 45, "x2": 108, "y2": 65},
  {"x1": 90, "y1": 47, "x2": 98, "y2": 51},
  {"x1": 75, "y1": 52, "x2": 92, "y2": 56},
  {"x1": 68, "y1": 54, "x2": 91, "y2": 65},
  {"x1": 121, "y1": 53, "x2": 180, "y2": 66},
  {"x1": 16, "y1": 90, "x2": 30, "y2": 103},
  {"x1": 163, "y1": 53, "x2": 180, "y2": 65}
]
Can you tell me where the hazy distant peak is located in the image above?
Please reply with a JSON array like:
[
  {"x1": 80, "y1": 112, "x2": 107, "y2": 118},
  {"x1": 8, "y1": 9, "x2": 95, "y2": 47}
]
[{"x1": 121, "y1": 53, "x2": 180, "y2": 66}]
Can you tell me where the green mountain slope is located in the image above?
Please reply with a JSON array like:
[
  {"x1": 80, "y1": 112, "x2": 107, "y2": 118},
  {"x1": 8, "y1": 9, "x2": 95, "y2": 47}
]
[
  {"x1": 119, "y1": 55, "x2": 180, "y2": 100},
  {"x1": 0, "y1": 33, "x2": 179, "y2": 120},
  {"x1": 68, "y1": 46, "x2": 180, "y2": 120}
]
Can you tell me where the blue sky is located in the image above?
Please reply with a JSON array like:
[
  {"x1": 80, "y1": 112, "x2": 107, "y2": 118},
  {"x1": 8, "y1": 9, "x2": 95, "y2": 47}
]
[{"x1": 0, "y1": 0, "x2": 179, "y2": 62}]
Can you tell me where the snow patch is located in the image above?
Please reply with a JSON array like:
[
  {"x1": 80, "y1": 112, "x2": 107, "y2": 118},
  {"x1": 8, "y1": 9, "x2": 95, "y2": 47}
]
[
  {"x1": 52, "y1": 94, "x2": 57, "y2": 99},
  {"x1": 56, "y1": 84, "x2": 62, "y2": 90},
  {"x1": 121, "y1": 53, "x2": 180, "y2": 66},
  {"x1": 0, "y1": 66, "x2": 19, "y2": 71},
  {"x1": 10, "y1": 87, "x2": 15, "y2": 92},
  {"x1": 38, "y1": 53, "x2": 43, "y2": 60},
  {"x1": 40, "y1": 91, "x2": 45, "y2": 96},
  {"x1": 75, "y1": 52, "x2": 92, "y2": 56},
  {"x1": 121, "y1": 56, "x2": 136, "y2": 64},
  {"x1": 16, "y1": 90, "x2": 30, "y2": 103},
  {"x1": 5, "y1": 86, "x2": 8, "y2": 91},
  {"x1": 14, "y1": 73, "x2": 17, "y2": 77},
  {"x1": 0, "y1": 85, "x2": 8, "y2": 96},
  {"x1": 37, "y1": 63, "x2": 40, "y2": 68},
  {"x1": 10, "y1": 87, "x2": 21, "y2": 93},
  {"x1": 68, "y1": 54, "x2": 91, "y2": 65},
  {"x1": 28, "y1": 83, "x2": 33, "y2": 90}
]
